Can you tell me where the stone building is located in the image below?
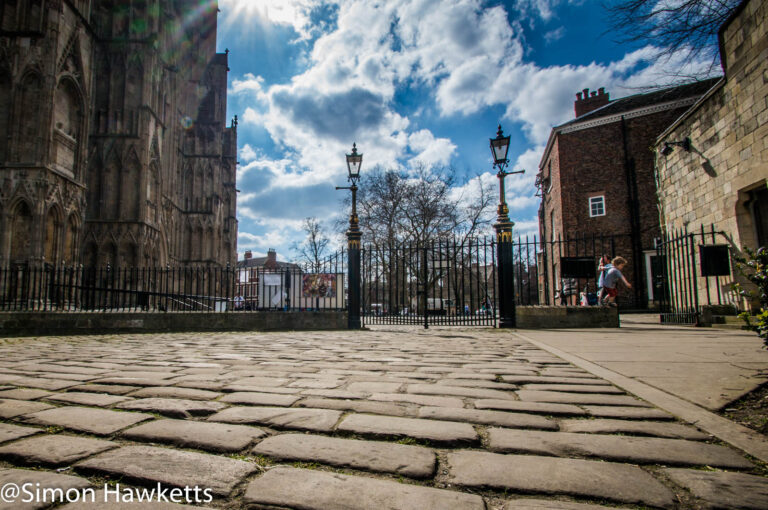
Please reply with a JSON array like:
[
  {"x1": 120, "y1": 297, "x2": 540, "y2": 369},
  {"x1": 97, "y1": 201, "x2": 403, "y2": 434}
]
[
  {"x1": 0, "y1": 0, "x2": 237, "y2": 269},
  {"x1": 655, "y1": 0, "x2": 766, "y2": 311},
  {"x1": 537, "y1": 80, "x2": 718, "y2": 307}
]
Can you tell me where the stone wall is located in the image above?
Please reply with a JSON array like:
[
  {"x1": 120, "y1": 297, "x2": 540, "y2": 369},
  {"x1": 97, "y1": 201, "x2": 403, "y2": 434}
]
[
  {"x1": 656, "y1": 0, "x2": 766, "y2": 244},
  {"x1": 516, "y1": 306, "x2": 619, "y2": 329},
  {"x1": 0, "y1": 311, "x2": 348, "y2": 337},
  {"x1": 655, "y1": 0, "x2": 767, "y2": 311}
]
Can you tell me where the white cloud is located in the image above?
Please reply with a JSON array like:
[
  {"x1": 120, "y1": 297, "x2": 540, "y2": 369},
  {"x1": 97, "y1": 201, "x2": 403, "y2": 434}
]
[
  {"x1": 226, "y1": 0, "x2": 716, "y2": 257},
  {"x1": 239, "y1": 144, "x2": 258, "y2": 162},
  {"x1": 219, "y1": 0, "x2": 322, "y2": 40}
]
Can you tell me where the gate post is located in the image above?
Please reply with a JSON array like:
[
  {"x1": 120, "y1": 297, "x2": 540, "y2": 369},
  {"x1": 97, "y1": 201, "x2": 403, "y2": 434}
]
[
  {"x1": 495, "y1": 215, "x2": 516, "y2": 328},
  {"x1": 347, "y1": 224, "x2": 362, "y2": 330},
  {"x1": 489, "y1": 125, "x2": 522, "y2": 328}
]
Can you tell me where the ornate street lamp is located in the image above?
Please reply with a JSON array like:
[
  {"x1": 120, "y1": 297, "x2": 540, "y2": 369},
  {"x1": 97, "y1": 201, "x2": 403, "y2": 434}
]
[
  {"x1": 490, "y1": 125, "x2": 524, "y2": 328},
  {"x1": 336, "y1": 143, "x2": 363, "y2": 329}
]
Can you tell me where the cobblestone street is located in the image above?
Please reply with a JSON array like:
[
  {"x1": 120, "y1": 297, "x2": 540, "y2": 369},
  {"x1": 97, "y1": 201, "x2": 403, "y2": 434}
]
[{"x1": 1, "y1": 327, "x2": 767, "y2": 509}]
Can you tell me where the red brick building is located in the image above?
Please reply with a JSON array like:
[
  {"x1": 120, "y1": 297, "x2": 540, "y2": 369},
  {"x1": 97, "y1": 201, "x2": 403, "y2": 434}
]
[{"x1": 537, "y1": 80, "x2": 718, "y2": 307}]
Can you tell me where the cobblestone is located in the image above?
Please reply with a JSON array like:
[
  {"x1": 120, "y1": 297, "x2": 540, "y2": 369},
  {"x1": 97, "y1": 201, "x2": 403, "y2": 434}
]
[
  {"x1": 0, "y1": 434, "x2": 117, "y2": 466},
  {"x1": 76, "y1": 445, "x2": 257, "y2": 496},
  {"x1": 445, "y1": 451, "x2": 675, "y2": 508},
  {"x1": 252, "y1": 433, "x2": 436, "y2": 477},
  {"x1": 0, "y1": 423, "x2": 40, "y2": 444},
  {"x1": 209, "y1": 406, "x2": 342, "y2": 432},
  {"x1": 337, "y1": 413, "x2": 478, "y2": 444},
  {"x1": 19, "y1": 406, "x2": 153, "y2": 435},
  {"x1": 244, "y1": 466, "x2": 485, "y2": 509},
  {"x1": 486, "y1": 428, "x2": 753, "y2": 468},
  {"x1": 121, "y1": 418, "x2": 267, "y2": 452},
  {"x1": 0, "y1": 328, "x2": 762, "y2": 509}
]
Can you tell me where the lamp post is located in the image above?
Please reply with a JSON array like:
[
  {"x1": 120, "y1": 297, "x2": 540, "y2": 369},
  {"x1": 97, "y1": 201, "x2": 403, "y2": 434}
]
[
  {"x1": 336, "y1": 143, "x2": 363, "y2": 329},
  {"x1": 490, "y1": 125, "x2": 524, "y2": 328}
]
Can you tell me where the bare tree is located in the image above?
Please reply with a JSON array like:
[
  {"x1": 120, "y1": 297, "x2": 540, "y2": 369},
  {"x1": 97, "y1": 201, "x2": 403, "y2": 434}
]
[
  {"x1": 292, "y1": 217, "x2": 330, "y2": 272},
  {"x1": 606, "y1": 0, "x2": 742, "y2": 76}
]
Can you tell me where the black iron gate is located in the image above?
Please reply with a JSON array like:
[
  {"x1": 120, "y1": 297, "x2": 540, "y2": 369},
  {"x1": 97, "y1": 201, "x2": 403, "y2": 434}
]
[
  {"x1": 655, "y1": 225, "x2": 737, "y2": 325},
  {"x1": 361, "y1": 237, "x2": 497, "y2": 327}
]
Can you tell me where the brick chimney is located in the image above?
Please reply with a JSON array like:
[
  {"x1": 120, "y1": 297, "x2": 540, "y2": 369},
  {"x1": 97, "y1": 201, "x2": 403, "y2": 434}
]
[
  {"x1": 574, "y1": 87, "x2": 609, "y2": 118},
  {"x1": 265, "y1": 248, "x2": 277, "y2": 269},
  {"x1": 244, "y1": 250, "x2": 252, "y2": 260}
]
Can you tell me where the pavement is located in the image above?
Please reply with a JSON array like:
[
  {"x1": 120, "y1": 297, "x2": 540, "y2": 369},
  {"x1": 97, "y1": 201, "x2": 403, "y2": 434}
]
[{"x1": 0, "y1": 321, "x2": 765, "y2": 509}]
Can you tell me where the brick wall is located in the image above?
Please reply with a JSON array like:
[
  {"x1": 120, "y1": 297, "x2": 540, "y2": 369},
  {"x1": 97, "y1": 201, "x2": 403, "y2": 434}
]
[{"x1": 541, "y1": 106, "x2": 694, "y2": 307}]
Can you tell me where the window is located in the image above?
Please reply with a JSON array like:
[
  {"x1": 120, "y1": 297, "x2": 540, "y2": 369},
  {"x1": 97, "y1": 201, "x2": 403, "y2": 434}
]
[
  {"x1": 749, "y1": 186, "x2": 767, "y2": 248},
  {"x1": 589, "y1": 196, "x2": 605, "y2": 217}
]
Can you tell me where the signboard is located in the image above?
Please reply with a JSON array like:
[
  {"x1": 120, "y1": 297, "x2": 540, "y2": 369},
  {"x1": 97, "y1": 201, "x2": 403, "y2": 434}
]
[
  {"x1": 302, "y1": 274, "x2": 336, "y2": 297},
  {"x1": 262, "y1": 273, "x2": 282, "y2": 286},
  {"x1": 699, "y1": 245, "x2": 731, "y2": 276},
  {"x1": 560, "y1": 257, "x2": 597, "y2": 279}
]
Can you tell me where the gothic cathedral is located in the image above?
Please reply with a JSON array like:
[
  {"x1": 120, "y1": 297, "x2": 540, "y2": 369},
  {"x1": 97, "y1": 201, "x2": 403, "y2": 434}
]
[{"x1": 0, "y1": 0, "x2": 238, "y2": 269}]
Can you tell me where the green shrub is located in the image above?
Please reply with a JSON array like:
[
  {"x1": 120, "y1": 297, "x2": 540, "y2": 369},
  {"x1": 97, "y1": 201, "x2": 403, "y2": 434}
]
[{"x1": 732, "y1": 247, "x2": 768, "y2": 347}]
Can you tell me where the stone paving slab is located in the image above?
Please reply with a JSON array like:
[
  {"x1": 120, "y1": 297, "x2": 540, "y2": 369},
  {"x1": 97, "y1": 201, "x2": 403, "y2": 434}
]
[
  {"x1": 117, "y1": 398, "x2": 227, "y2": 418},
  {"x1": 244, "y1": 466, "x2": 485, "y2": 510},
  {"x1": 418, "y1": 406, "x2": 558, "y2": 430},
  {"x1": 474, "y1": 399, "x2": 587, "y2": 416},
  {"x1": 4, "y1": 376, "x2": 80, "y2": 390},
  {"x1": 93, "y1": 377, "x2": 174, "y2": 387},
  {"x1": 67, "y1": 384, "x2": 141, "y2": 395},
  {"x1": 522, "y1": 384, "x2": 624, "y2": 394},
  {"x1": 222, "y1": 384, "x2": 302, "y2": 394},
  {"x1": 0, "y1": 467, "x2": 92, "y2": 510},
  {"x1": 516, "y1": 390, "x2": 650, "y2": 407},
  {"x1": 76, "y1": 445, "x2": 258, "y2": 496},
  {"x1": 121, "y1": 418, "x2": 267, "y2": 452},
  {"x1": 297, "y1": 397, "x2": 417, "y2": 417},
  {"x1": 0, "y1": 389, "x2": 52, "y2": 400},
  {"x1": 560, "y1": 418, "x2": 710, "y2": 440},
  {"x1": 44, "y1": 392, "x2": 131, "y2": 407},
  {"x1": 663, "y1": 468, "x2": 768, "y2": 510},
  {"x1": 252, "y1": 433, "x2": 436, "y2": 478},
  {"x1": 445, "y1": 451, "x2": 675, "y2": 508},
  {"x1": 502, "y1": 376, "x2": 611, "y2": 385},
  {"x1": 582, "y1": 405, "x2": 674, "y2": 420},
  {"x1": 347, "y1": 381, "x2": 403, "y2": 393},
  {"x1": 219, "y1": 391, "x2": 300, "y2": 407},
  {"x1": 208, "y1": 406, "x2": 342, "y2": 432},
  {"x1": 407, "y1": 383, "x2": 516, "y2": 399},
  {"x1": 0, "y1": 398, "x2": 54, "y2": 418},
  {"x1": 126, "y1": 387, "x2": 223, "y2": 401},
  {"x1": 19, "y1": 406, "x2": 154, "y2": 435},
  {"x1": 369, "y1": 392, "x2": 464, "y2": 407},
  {"x1": 338, "y1": 413, "x2": 478, "y2": 444},
  {"x1": 504, "y1": 499, "x2": 620, "y2": 510},
  {"x1": 486, "y1": 428, "x2": 753, "y2": 468},
  {"x1": 0, "y1": 423, "x2": 40, "y2": 444},
  {"x1": 435, "y1": 378, "x2": 518, "y2": 390},
  {"x1": 0, "y1": 434, "x2": 118, "y2": 466}
]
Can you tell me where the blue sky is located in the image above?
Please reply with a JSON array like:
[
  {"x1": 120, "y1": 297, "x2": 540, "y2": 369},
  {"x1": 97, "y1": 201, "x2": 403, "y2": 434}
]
[{"x1": 214, "y1": 0, "x2": 712, "y2": 261}]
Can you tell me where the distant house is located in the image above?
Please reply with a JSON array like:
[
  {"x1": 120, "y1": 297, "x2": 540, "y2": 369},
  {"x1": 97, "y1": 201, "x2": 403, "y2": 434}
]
[
  {"x1": 537, "y1": 79, "x2": 719, "y2": 307},
  {"x1": 235, "y1": 249, "x2": 299, "y2": 309}
]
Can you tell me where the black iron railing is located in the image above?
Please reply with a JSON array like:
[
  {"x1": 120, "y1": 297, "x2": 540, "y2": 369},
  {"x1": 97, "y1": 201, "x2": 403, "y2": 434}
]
[
  {"x1": 0, "y1": 251, "x2": 347, "y2": 313},
  {"x1": 655, "y1": 224, "x2": 739, "y2": 325}
]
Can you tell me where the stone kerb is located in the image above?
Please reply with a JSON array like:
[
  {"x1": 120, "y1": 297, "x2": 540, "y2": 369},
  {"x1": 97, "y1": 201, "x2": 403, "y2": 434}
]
[{"x1": 516, "y1": 306, "x2": 619, "y2": 329}]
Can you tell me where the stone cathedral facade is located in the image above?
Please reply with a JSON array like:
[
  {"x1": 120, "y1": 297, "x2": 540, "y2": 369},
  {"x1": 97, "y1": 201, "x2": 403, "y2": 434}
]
[{"x1": 0, "y1": 0, "x2": 238, "y2": 269}]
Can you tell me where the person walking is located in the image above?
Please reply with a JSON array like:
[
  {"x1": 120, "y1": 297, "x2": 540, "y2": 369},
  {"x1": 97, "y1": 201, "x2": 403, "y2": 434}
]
[{"x1": 601, "y1": 256, "x2": 631, "y2": 306}]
